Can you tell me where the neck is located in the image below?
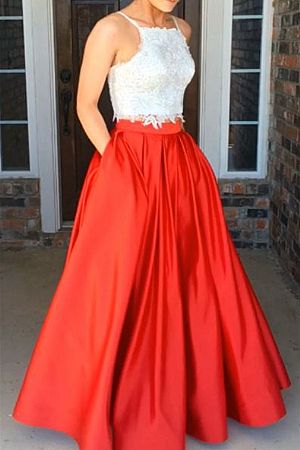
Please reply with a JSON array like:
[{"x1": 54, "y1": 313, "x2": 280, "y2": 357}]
[{"x1": 128, "y1": 0, "x2": 176, "y2": 28}]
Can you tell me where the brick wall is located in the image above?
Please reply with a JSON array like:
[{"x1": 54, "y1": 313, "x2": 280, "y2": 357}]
[
  {"x1": 268, "y1": 0, "x2": 300, "y2": 283},
  {"x1": 0, "y1": 177, "x2": 270, "y2": 250},
  {"x1": 0, "y1": 178, "x2": 72, "y2": 249},
  {"x1": 0, "y1": 179, "x2": 41, "y2": 247},
  {"x1": 219, "y1": 180, "x2": 270, "y2": 248}
]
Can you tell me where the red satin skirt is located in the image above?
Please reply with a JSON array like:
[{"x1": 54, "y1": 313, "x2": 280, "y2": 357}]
[{"x1": 12, "y1": 118, "x2": 291, "y2": 450}]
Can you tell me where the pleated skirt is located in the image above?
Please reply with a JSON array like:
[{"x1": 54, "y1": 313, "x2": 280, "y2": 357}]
[{"x1": 12, "y1": 118, "x2": 291, "y2": 450}]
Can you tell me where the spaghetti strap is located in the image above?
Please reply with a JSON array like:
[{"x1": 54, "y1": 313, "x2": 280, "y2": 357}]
[
  {"x1": 117, "y1": 11, "x2": 141, "y2": 29},
  {"x1": 171, "y1": 15, "x2": 181, "y2": 32}
]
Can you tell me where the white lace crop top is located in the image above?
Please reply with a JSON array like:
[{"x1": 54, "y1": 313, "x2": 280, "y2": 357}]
[{"x1": 107, "y1": 11, "x2": 195, "y2": 129}]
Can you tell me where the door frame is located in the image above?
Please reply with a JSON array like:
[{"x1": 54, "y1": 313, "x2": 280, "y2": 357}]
[{"x1": 23, "y1": 0, "x2": 61, "y2": 233}]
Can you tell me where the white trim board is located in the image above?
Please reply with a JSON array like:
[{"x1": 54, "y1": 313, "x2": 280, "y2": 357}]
[
  {"x1": 198, "y1": 0, "x2": 225, "y2": 175},
  {"x1": 26, "y1": 0, "x2": 60, "y2": 232}
]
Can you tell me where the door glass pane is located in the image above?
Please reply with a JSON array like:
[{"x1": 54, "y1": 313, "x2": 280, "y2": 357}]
[
  {"x1": 0, "y1": 0, "x2": 23, "y2": 16},
  {"x1": 0, "y1": 73, "x2": 27, "y2": 120},
  {"x1": 230, "y1": 73, "x2": 260, "y2": 121},
  {"x1": 0, "y1": 19, "x2": 25, "y2": 69},
  {"x1": 228, "y1": 3, "x2": 264, "y2": 173},
  {"x1": 0, "y1": 124, "x2": 30, "y2": 170},
  {"x1": 233, "y1": 0, "x2": 263, "y2": 15},
  {"x1": 228, "y1": 125, "x2": 258, "y2": 171},
  {"x1": 231, "y1": 19, "x2": 262, "y2": 69}
]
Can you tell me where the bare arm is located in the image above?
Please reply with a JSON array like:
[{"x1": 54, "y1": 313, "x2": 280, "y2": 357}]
[{"x1": 76, "y1": 17, "x2": 119, "y2": 155}]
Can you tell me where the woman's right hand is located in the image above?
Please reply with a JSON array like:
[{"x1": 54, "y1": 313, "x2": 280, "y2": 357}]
[{"x1": 99, "y1": 137, "x2": 111, "y2": 156}]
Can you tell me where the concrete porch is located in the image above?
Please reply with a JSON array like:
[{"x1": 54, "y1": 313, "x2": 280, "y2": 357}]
[{"x1": 1, "y1": 246, "x2": 299, "y2": 450}]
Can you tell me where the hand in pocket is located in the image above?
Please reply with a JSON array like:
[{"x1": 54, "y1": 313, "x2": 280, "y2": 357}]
[{"x1": 98, "y1": 136, "x2": 112, "y2": 157}]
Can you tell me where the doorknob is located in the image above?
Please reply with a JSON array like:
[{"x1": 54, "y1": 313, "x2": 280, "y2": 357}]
[
  {"x1": 60, "y1": 69, "x2": 72, "y2": 84},
  {"x1": 61, "y1": 89, "x2": 72, "y2": 136}
]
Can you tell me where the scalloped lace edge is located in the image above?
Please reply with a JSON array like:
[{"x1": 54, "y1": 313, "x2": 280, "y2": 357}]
[{"x1": 113, "y1": 113, "x2": 185, "y2": 129}]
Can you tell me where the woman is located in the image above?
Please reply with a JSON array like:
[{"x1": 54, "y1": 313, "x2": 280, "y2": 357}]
[{"x1": 12, "y1": 1, "x2": 291, "y2": 450}]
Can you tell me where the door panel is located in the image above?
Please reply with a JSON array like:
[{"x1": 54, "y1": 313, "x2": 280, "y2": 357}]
[{"x1": 54, "y1": 1, "x2": 200, "y2": 222}]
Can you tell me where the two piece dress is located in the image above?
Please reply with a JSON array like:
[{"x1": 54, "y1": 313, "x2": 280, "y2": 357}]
[{"x1": 12, "y1": 10, "x2": 291, "y2": 450}]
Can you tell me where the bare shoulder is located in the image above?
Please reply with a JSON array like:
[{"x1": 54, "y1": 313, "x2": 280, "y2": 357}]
[
  {"x1": 172, "y1": 15, "x2": 192, "y2": 43},
  {"x1": 86, "y1": 11, "x2": 127, "y2": 45}
]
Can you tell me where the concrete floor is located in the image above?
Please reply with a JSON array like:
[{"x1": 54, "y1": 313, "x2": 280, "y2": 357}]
[{"x1": 1, "y1": 246, "x2": 299, "y2": 450}]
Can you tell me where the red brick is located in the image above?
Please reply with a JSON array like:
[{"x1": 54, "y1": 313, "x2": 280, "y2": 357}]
[
  {"x1": 224, "y1": 208, "x2": 239, "y2": 219},
  {"x1": 227, "y1": 219, "x2": 238, "y2": 229},
  {"x1": 277, "y1": 119, "x2": 298, "y2": 141},
  {"x1": 232, "y1": 183, "x2": 245, "y2": 195},
  {"x1": 0, "y1": 219, "x2": 26, "y2": 231},
  {"x1": 275, "y1": 54, "x2": 300, "y2": 68},
  {"x1": 254, "y1": 198, "x2": 270, "y2": 208},
  {"x1": 0, "y1": 207, "x2": 40, "y2": 219},
  {"x1": 255, "y1": 219, "x2": 268, "y2": 230}
]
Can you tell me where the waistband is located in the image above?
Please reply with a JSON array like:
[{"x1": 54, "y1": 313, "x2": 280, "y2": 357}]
[{"x1": 114, "y1": 118, "x2": 183, "y2": 135}]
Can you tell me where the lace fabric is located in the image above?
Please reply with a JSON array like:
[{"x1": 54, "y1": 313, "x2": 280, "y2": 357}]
[
  {"x1": 112, "y1": 113, "x2": 186, "y2": 129},
  {"x1": 107, "y1": 11, "x2": 195, "y2": 129}
]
